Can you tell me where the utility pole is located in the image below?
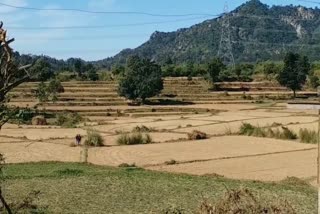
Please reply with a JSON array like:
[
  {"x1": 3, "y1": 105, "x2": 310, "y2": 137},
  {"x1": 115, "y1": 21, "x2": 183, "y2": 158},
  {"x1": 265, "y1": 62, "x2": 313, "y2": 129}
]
[{"x1": 218, "y1": 1, "x2": 235, "y2": 68}]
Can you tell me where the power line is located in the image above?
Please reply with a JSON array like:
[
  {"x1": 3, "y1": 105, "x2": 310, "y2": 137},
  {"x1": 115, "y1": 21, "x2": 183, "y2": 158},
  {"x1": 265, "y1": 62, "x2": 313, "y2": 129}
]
[
  {"x1": 5, "y1": 13, "x2": 317, "y2": 30},
  {"x1": 297, "y1": 0, "x2": 320, "y2": 4},
  {"x1": 19, "y1": 34, "x2": 151, "y2": 41},
  {"x1": 6, "y1": 15, "x2": 217, "y2": 30},
  {"x1": 15, "y1": 27, "x2": 319, "y2": 41},
  {"x1": 0, "y1": 2, "x2": 215, "y2": 17}
]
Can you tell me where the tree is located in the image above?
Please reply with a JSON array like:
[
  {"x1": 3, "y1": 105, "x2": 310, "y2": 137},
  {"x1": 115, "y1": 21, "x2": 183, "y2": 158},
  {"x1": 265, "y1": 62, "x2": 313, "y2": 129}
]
[
  {"x1": 86, "y1": 63, "x2": 99, "y2": 81},
  {"x1": 111, "y1": 64, "x2": 125, "y2": 76},
  {"x1": 207, "y1": 58, "x2": 225, "y2": 83},
  {"x1": 118, "y1": 56, "x2": 163, "y2": 103},
  {"x1": 30, "y1": 58, "x2": 54, "y2": 81},
  {"x1": 277, "y1": 53, "x2": 311, "y2": 98},
  {"x1": 0, "y1": 22, "x2": 32, "y2": 214},
  {"x1": 35, "y1": 79, "x2": 64, "y2": 103},
  {"x1": 74, "y1": 59, "x2": 84, "y2": 77}
]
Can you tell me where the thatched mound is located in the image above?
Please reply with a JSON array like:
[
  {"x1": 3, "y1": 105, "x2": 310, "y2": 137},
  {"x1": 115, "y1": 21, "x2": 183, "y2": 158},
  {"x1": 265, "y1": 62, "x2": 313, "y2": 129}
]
[
  {"x1": 31, "y1": 116, "x2": 47, "y2": 126},
  {"x1": 188, "y1": 130, "x2": 207, "y2": 140}
]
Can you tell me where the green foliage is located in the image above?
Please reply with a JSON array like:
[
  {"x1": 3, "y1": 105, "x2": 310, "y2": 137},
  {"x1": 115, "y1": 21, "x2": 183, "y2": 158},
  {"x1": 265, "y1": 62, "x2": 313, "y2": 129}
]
[
  {"x1": 207, "y1": 58, "x2": 225, "y2": 83},
  {"x1": 84, "y1": 130, "x2": 104, "y2": 147},
  {"x1": 239, "y1": 123, "x2": 255, "y2": 135},
  {"x1": 31, "y1": 58, "x2": 54, "y2": 81},
  {"x1": 278, "y1": 53, "x2": 311, "y2": 97},
  {"x1": 85, "y1": 63, "x2": 99, "y2": 81},
  {"x1": 74, "y1": 59, "x2": 85, "y2": 77},
  {"x1": 35, "y1": 80, "x2": 64, "y2": 103},
  {"x1": 299, "y1": 129, "x2": 318, "y2": 144},
  {"x1": 309, "y1": 75, "x2": 320, "y2": 89},
  {"x1": 118, "y1": 56, "x2": 163, "y2": 102},
  {"x1": 111, "y1": 64, "x2": 125, "y2": 76},
  {"x1": 35, "y1": 82, "x2": 48, "y2": 102},
  {"x1": 117, "y1": 132, "x2": 153, "y2": 145},
  {"x1": 98, "y1": 71, "x2": 113, "y2": 81},
  {"x1": 56, "y1": 71, "x2": 76, "y2": 82},
  {"x1": 56, "y1": 112, "x2": 83, "y2": 128}
]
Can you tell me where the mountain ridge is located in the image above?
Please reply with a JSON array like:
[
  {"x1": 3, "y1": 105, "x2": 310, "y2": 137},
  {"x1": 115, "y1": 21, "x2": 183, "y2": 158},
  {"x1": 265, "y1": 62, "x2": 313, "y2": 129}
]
[{"x1": 93, "y1": 0, "x2": 320, "y2": 68}]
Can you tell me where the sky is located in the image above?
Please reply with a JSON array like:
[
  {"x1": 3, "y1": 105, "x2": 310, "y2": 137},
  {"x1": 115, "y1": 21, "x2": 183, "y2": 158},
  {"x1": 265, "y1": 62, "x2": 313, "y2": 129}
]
[{"x1": 0, "y1": 0, "x2": 317, "y2": 61}]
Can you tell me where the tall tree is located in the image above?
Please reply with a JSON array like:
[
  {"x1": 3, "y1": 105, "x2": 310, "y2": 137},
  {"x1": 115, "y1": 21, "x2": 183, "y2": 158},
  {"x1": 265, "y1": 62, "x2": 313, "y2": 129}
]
[
  {"x1": 118, "y1": 56, "x2": 163, "y2": 103},
  {"x1": 207, "y1": 58, "x2": 225, "y2": 83},
  {"x1": 30, "y1": 58, "x2": 54, "y2": 81},
  {"x1": 277, "y1": 53, "x2": 310, "y2": 98},
  {"x1": 74, "y1": 59, "x2": 84, "y2": 77},
  {"x1": 0, "y1": 22, "x2": 32, "y2": 214}
]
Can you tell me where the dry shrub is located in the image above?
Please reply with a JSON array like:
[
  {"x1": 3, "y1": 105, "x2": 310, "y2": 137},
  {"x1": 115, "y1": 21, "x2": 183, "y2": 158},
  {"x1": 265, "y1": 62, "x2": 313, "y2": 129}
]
[
  {"x1": 84, "y1": 130, "x2": 104, "y2": 147},
  {"x1": 198, "y1": 188, "x2": 296, "y2": 214},
  {"x1": 117, "y1": 132, "x2": 153, "y2": 145},
  {"x1": 299, "y1": 128, "x2": 317, "y2": 144},
  {"x1": 132, "y1": 125, "x2": 155, "y2": 133},
  {"x1": 188, "y1": 130, "x2": 207, "y2": 140},
  {"x1": 280, "y1": 177, "x2": 310, "y2": 187},
  {"x1": 31, "y1": 116, "x2": 47, "y2": 126},
  {"x1": 239, "y1": 124, "x2": 297, "y2": 140}
]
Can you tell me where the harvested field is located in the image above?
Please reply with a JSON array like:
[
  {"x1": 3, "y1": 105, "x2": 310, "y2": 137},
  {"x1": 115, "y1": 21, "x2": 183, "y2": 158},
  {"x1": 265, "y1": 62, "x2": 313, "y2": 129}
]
[{"x1": 2, "y1": 79, "x2": 320, "y2": 187}]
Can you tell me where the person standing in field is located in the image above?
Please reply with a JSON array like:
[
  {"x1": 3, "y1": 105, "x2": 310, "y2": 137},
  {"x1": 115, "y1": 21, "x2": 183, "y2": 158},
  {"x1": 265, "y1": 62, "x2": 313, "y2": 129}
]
[{"x1": 75, "y1": 134, "x2": 82, "y2": 146}]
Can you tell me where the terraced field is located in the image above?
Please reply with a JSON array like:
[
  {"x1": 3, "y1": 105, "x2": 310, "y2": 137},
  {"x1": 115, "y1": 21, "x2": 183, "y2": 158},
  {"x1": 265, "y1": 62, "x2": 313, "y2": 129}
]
[{"x1": 1, "y1": 78, "x2": 319, "y2": 186}]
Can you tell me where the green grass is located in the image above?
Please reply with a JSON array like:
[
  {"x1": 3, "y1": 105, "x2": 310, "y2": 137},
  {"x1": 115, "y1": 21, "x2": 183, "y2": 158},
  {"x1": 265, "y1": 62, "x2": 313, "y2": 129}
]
[{"x1": 1, "y1": 162, "x2": 317, "y2": 213}]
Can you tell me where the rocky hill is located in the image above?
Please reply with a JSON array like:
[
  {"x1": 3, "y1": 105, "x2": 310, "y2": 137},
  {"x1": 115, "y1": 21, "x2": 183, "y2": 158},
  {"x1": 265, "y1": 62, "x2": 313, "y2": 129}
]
[{"x1": 94, "y1": 0, "x2": 320, "y2": 68}]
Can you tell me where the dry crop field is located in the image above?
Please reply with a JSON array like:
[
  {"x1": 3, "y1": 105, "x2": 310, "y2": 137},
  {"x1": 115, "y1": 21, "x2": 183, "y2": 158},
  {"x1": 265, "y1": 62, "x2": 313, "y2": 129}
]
[{"x1": 1, "y1": 78, "x2": 318, "y2": 186}]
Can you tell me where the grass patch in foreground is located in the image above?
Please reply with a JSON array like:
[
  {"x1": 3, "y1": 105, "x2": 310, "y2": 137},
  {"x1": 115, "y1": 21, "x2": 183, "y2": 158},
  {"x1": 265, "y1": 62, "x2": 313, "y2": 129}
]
[{"x1": 1, "y1": 162, "x2": 317, "y2": 213}]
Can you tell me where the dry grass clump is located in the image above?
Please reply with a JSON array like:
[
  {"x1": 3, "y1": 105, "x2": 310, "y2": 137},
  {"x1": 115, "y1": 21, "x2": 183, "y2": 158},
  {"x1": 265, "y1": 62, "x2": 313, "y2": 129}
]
[
  {"x1": 239, "y1": 123, "x2": 297, "y2": 140},
  {"x1": 188, "y1": 130, "x2": 207, "y2": 140},
  {"x1": 280, "y1": 177, "x2": 310, "y2": 187},
  {"x1": 31, "y1": 116, "x2": 47, "y2": 126},
  {"x1": 56, "y1": 112, "x2": 83, "y2": 128},
  {"x1": 132, "y1": 125, "x2": 155, "y2": 133},
  {"x1": 117, "y1": 132, "x2": 153, "y2": 145},
  {"x1": 299, "y1": 128, "x2": 317, "y2": 144},
  {"x1": 84, "y1": 130, "x2": 104, "y2": 147},
  {"x1": 198, "y1": 188, "x2": 296, "y2": 214}
]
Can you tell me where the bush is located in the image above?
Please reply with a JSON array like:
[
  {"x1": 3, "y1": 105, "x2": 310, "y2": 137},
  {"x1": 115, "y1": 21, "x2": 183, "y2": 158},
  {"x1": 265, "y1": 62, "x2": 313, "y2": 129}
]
[
  {"x1": 280, "y1": 127, "x2": 297, "y2": 140},
  {"x1": 118, "y1": 56, "x2": 163, "y2": 103},
  {"x1": 85, "y1": 130, "x2": 104, "y2": 147},
  {"x1": 187, "y1": 130, "x2": 207, "y2": 140},
  {"x1": 117, "y1": 133, "x2": 153, "y2": 145},
  {"x1": 132, "y1": 125, "x2": 154, "y2": 133},
  {"x1": 239, "y1": 123, "x2": 255, "y2": 135},
  {"x1": 239, "y1": 123, "x2": 297, "y2": 140},
  {"x1": 56, "y1": 112, "x2": 83, "y2": 128},
  {"x1": 299, "y1": 128, "x2": 317, "y2": 144}
]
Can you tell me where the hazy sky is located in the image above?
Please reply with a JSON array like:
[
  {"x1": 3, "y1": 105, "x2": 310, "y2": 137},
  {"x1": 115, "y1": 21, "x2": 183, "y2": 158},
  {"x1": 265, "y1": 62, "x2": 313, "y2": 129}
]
[{"x1": 1, "y1": 0, "x2": 316, "y2": 61}]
